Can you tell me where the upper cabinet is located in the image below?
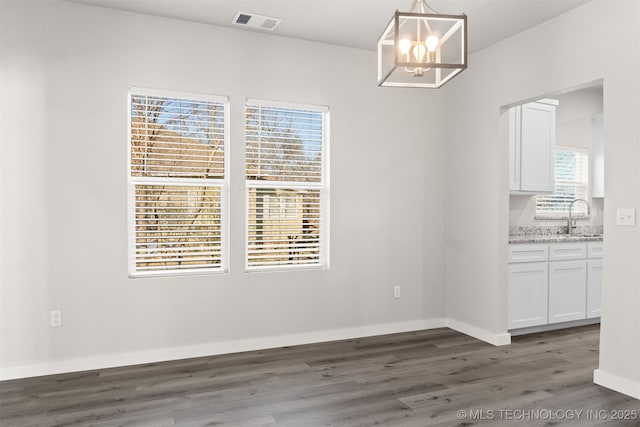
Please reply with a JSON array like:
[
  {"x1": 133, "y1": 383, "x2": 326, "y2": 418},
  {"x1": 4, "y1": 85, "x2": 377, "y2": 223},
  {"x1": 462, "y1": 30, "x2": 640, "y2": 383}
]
[
  {"x1": 509, "y1": 99, "x2": 558, "y2": 194},
  {"x1": 592, "y1": 112, "x2": 604, "y2": 198}
]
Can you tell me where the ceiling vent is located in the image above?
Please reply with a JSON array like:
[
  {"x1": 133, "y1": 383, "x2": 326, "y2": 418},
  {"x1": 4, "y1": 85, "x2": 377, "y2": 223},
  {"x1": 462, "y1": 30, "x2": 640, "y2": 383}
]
[{"x1": 232, "y1": 11, "x2": 282, "y2": 32}]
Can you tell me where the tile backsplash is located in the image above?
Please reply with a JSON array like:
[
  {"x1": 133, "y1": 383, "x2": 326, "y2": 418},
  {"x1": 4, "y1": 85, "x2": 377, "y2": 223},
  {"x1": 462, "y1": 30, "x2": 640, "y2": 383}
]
[{"x1": 509, "y1": 196, "x2": 604, "y2": 228}]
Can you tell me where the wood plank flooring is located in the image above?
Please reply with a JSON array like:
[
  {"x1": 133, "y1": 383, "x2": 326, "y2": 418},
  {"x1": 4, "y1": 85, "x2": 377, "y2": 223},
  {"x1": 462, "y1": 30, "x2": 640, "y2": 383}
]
[{"x1": 1, "y1": 325, "x2": 639, "y2": 426}]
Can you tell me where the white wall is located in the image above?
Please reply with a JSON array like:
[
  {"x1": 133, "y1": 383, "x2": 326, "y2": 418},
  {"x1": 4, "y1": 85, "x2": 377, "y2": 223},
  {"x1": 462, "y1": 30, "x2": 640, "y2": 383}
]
[
  {"x1": 509, "y1": 86, "x2": 604, "y2": 228},
  {"x1": 0, "y1": 0, "x2": 447, "y2": 376},
  {"x1": 445, "y1": 0, "x2": 640, "y2": 398},
  {"x1": 2, "y1": 0, "x2": 638, "y2": 400}
]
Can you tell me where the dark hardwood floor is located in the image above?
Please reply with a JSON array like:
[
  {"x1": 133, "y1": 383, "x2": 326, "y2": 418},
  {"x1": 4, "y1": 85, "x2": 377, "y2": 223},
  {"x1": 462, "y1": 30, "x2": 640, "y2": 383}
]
[{"x1": 1, "y1": 325, "x2": 639, "y2": 426}]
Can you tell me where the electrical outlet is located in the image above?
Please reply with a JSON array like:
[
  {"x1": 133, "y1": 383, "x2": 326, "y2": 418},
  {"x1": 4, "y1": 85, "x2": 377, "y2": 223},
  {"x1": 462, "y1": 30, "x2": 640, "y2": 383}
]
[
  {"x1": 393, "y1": 286, "x2": 401, "y2": 299},
  {"x1": 616, "y1": 208, "x2": 636, "y2": 226},
  {"x1": 50, "y1": 310, "x2": 62, "y2": 327}
]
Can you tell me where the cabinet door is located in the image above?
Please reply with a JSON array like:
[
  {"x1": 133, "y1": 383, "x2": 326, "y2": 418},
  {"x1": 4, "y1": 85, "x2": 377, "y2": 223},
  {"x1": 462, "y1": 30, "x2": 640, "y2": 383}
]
[
  {"x1": 587, "y1": 259, "x2": 602, "y2": 318},
  {"x1": 592, "y1": 113, "x2": 604, "y2": 198},
  {"x1": 520, "y1": 102, "x2": 556, "y2": 193},
  {"x1": 549, "y1": 260, "x2": 587, "y2": 324},
  {"x1": 509, "y1": 106, "x2": 521, "y2": 191},
  {"x1": 508, "y1": 262, "x2": 548, "y2": 329}
]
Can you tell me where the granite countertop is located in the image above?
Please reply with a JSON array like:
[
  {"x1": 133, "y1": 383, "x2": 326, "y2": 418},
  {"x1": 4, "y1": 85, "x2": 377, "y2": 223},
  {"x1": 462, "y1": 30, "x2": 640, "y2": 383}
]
[
  {"x1": 508, "y1": 225, "x2": 603, "y2": 244},
  {"x1": 509, "y1": 234, "x2": 603, "y2": 244}
]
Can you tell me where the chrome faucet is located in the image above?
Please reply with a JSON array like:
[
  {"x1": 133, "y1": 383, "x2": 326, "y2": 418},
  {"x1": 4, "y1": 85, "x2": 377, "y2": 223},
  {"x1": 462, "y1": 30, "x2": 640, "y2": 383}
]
[{"x1": 568, "y1": 198, "x2": 591, "y2": 235}]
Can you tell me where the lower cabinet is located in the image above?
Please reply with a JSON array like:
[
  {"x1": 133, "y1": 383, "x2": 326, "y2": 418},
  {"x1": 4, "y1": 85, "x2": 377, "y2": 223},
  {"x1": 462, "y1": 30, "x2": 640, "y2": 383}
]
[
  {"x1": 508, "y1": 241, "x2": 602, "y2": 331},
  {"x1": 508, "y1": 262, "x2": 548, "y2": 329},
  {"x1": 587, "y1": 259, "x2": 603, "y2": 318},
  {"x1": 548, "y1": 260, "x2": 587, "y2": 324}
]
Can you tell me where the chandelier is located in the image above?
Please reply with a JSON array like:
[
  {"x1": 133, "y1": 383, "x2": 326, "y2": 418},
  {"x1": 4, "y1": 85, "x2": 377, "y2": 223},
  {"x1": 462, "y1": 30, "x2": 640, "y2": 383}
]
[{"x1": 377, "y1": 0, "x2": 467, "y2": 88}]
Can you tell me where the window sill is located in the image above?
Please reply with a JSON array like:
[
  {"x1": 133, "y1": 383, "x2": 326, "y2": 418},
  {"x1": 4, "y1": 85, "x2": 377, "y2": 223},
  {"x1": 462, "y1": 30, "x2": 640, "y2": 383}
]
[
  {"x1": 129, "y1": 267, "x2": 228, "y2": 279},
  {"x1": 245, "y1": 264, "x2": 328, "y2": 273}
]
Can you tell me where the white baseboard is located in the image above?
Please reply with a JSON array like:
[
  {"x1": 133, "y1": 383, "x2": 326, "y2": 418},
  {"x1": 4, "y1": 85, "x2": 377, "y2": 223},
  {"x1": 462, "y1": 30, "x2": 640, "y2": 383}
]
[
  {"x1": 509, "y1": 318, "x2": 599, "y2": 336},
  {"x1": 0, "y1": 318, "x2": 447, "y2": 381},
  {"x1": 12, "y1": 320, "x2": 640, "y2": 399},
  {"x1": 446, "y1": 318, "x2": 511, "y2": 346},
  {"x1": 594, "y1": 369, "x2": 640, "y2": 400}
]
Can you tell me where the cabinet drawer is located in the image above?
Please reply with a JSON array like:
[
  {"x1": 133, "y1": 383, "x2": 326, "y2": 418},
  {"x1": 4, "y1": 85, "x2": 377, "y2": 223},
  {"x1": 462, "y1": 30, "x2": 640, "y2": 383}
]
[
  {"x1": 587, "y1": 242, "x2": 603, "y2": 259},
  {"x1": 509, "y1": 244, "x2": 548, "y2": 263},
  {"x1": 549, "y1": 243, "x2": 587, "y2": 261}
]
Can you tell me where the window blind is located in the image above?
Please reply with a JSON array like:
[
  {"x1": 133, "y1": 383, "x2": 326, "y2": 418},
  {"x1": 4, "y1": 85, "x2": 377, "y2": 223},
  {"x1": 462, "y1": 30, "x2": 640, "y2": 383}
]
[
  {"x1": 130, "y1": 94, "x2": 225, "y2": 178},
  {"x1": 536, "y1": 149, "x2": 589, "y2": 216},
  {"x1": 128, "y1": 89, "x2": 228, "y2": 276},
  {"x1": 245, "y1": 101, "x2": 328, "y2": 270},
  {"x1": 245, "y1": 104, "x2": 323, "y2": 183}
]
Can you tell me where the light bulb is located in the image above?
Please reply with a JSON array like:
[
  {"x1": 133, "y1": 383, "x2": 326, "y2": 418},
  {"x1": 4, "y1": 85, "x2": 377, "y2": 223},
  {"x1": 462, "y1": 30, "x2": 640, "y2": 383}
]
[
  {"x1": 426, "y1": 35, "x2": 439, "y2": 52},
  {"x1": 398, "y1": 38, "x2": 411, "y2": 55},
  {"x1": 413, "y1": 44, "x2": 426, "y2": 61}
]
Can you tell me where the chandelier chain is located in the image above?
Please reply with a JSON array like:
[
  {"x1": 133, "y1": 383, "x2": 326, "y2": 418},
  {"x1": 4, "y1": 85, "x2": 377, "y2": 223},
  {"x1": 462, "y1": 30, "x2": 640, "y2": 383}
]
[{"x1": 409, "y1": 0, "x2": 439, "y2": 14}]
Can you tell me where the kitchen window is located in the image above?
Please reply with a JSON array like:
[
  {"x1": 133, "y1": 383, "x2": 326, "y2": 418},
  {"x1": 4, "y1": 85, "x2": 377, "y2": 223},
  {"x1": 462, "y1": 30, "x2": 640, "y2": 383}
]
[
  {"x1": 536, "y1": 148, "x2": 589, "y2": 217},
  {"x1": 245, "y1": 100, "x2": 329, "y2": 270},
  {"x1": 128, "y1": 88, "x2": 229, "y2": 277}
]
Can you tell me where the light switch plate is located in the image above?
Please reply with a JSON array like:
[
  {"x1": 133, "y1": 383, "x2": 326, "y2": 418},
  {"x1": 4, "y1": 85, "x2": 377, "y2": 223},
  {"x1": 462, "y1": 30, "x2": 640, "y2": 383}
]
[{"x1": 616, "y1": 208, "x2": 636, "y2": 226}]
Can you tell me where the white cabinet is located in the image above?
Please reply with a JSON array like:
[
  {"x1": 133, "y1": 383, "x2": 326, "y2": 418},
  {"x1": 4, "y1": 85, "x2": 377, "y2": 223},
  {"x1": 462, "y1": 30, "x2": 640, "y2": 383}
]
[
  {"x1": 508, "y1": 241, "x2": 602, "y2": 332},
  {"x1": 587, "y1": 241, "x2": 603, "y2": 319},
  {"x1": 520, "y1": 102, "x2": 557, "y2": 192},
  {"x1": 508, "y1": 243, "x2": 548, "y2": 263},
  {"x1": 508, "y1": 243, "x2": 549, "y2": 329},
  {"x1": 508, "y1": 106, "x2": 522, "y2": 191},
  {"x1": 548, "y1": 260, "x2": 587, "y2": 324},
  {"x1": 549, "y1": 242, "x2": 587, "y2": 261},
  {"x1": 509, "y1": 100, "x2": 557, "y2": 194},
  {"x1": 592, "y1": 113, "x2": 604, "y2": 198},
  {"x1": 508, "y1": 262, "x2": 548, "y2": 329},
  {"x1": 587, "y1": 241, "x2": 604, "y2": 258},
  {"x1": 587, "y1": 259, "x2": 602, "y2": 318}
]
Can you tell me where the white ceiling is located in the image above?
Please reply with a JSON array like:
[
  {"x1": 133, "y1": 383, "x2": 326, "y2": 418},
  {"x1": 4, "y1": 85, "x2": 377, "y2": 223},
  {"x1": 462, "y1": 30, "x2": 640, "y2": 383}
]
[{"x1": 65, "y1": 0, "x2": 591, "y2": 52}]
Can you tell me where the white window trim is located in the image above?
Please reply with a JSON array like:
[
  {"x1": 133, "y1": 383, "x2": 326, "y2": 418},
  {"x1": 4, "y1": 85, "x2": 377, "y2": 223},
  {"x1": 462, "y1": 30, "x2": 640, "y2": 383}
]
[
  {"x1": 244, "y1": 99, "x2": 330, "y2": 272},
  {"x1": 127, "y1": 87, "x2": 230, "y2": 278}
]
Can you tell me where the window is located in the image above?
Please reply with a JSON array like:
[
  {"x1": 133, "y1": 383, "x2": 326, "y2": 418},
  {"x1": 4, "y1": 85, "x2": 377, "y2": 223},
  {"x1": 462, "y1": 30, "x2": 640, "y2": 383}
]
[
  {"x1": 128, "y1": 88, "x2": 228, "y2": 277},
  {"x1": 245, "y1": 100, "x2": 329, "y2": 270},
  {"x1": 536, "y1": 148, "x2": 589, "y2": 217}
]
